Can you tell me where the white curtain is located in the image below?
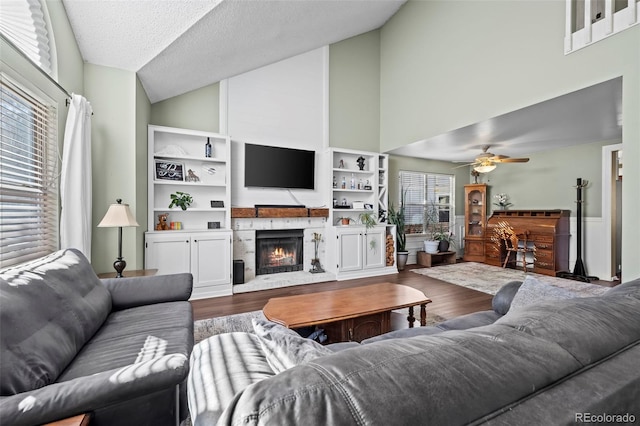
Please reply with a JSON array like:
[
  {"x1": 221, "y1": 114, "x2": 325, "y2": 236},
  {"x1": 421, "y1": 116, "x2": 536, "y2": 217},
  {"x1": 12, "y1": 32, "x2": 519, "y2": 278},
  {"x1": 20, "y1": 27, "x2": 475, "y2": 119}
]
[{"x1": 60, "y1": 94, "x2": 93, "y2": 259}]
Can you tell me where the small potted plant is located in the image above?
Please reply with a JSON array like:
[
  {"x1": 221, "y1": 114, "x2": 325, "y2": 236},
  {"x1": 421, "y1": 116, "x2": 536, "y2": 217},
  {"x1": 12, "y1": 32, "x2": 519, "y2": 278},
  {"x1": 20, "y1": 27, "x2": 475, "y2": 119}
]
[
  {"x1": 432, "y1": 223, "x2": 456, "y2": 253},
  {"x1": 169, "y1": 191, "x2": 193, "y2": 210},
  {"x1": 336, "y1": 216, "x2": 352, "y2": 226},
  {"x1": 358, "y1": 211, "x2": 377, "y2": 229}
]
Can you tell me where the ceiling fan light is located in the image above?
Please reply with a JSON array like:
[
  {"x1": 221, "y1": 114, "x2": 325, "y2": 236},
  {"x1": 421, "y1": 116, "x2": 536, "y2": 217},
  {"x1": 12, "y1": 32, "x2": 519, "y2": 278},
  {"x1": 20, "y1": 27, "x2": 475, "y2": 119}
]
[{"x1": 474, "y1": 164, "x2": 496, "y2": 173}]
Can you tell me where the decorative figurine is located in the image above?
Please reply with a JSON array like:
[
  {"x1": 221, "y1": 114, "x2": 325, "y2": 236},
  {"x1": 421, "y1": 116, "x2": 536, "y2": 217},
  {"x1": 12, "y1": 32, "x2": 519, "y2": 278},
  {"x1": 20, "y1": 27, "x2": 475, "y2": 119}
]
[
  {"x1": 357, "y1": 156, "x2": 365, "y2": 170},
  {"x1": 186, "y1": 169, "x2": 200, "y2": 182},
  {"x1": 155, "y1": 213, "x2": 170, "y2": 231},
  {"x1": 339, "y1": 159, "x2": 345, "y2": 169}
]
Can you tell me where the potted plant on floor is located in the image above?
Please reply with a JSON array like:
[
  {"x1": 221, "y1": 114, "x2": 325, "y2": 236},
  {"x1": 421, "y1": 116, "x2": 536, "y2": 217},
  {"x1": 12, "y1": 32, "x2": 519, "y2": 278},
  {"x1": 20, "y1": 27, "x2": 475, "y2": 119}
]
[
  {"x1": 423, "y1": 201, "x2": 440, "y2": 254},
  {"x1": 388, "y1": 188, "x2": 408, "y2": 270},
  {"x1": 433, "y1": 223, "x2": 456, "y2": 253}
]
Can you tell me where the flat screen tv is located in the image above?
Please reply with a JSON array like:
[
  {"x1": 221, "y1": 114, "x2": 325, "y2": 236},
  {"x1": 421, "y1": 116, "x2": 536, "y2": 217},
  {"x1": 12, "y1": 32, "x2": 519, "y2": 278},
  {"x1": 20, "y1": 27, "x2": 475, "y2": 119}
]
[{"x1": 244, "y1": 143, "x2": 315, "y2": 189}]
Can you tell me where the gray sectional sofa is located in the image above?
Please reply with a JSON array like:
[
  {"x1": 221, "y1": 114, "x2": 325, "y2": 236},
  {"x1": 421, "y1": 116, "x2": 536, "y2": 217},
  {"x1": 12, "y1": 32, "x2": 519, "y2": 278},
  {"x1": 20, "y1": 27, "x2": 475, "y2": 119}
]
[
  {"x1": 188, "y1": 276, "x2": 640, "y2": 425},
  {"x1": 0, "y1": 249, "x2": 194, "y2": 426}
]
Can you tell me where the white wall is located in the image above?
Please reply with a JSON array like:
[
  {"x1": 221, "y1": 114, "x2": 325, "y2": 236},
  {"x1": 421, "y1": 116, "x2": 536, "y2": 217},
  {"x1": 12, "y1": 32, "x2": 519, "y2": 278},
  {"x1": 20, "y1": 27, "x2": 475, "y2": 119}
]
[{"x1": 225, "y1": 47, "x2": 329, "y2": 208}]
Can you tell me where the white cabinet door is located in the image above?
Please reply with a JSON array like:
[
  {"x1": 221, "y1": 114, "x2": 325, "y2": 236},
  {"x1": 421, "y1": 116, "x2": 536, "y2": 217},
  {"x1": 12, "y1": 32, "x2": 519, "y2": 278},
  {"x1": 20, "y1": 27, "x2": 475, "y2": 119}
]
[
  {"x1": 364, "y1": 228, "x2": 386, "y2": 269},
  {"x1": 191, "y1": 232, "x2": 231, "y2": 287},
  {"x1": 145, "y1": 233, "x2": 190, "y2": 275},
  {"x1": 337, "y1": 229, "x2": 363, "y2": 272}
]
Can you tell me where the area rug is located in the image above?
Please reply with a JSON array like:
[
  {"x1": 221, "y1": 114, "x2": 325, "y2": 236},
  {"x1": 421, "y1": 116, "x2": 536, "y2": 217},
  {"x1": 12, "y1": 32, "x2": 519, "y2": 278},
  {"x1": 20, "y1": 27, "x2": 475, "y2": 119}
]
[
  {"x1": 194, "y1": 310, "x2": 266, "y2": 344},
  {"x1": 412, "y1": 262, "x2": 608, "y2": 296}
]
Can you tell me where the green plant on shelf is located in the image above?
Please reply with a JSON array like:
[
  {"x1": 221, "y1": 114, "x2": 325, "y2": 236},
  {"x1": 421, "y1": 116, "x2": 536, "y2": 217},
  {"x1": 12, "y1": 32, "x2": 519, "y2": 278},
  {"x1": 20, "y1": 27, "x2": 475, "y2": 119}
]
[{"x1": 168, "y1": 191, "x2": 193, "y2": 210}]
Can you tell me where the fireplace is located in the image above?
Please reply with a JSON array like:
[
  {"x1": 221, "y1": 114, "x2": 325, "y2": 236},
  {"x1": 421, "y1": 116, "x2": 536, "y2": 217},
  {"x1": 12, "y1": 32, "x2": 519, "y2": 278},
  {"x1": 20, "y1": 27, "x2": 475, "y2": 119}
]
[{"x1": 255, "y1": 229, "x2": 304, "y2": 275}]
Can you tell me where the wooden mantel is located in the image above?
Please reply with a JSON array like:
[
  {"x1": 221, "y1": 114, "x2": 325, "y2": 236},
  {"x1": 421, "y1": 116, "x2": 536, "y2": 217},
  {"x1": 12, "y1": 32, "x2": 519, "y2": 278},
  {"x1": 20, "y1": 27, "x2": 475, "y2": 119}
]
[{"x1": 232, "y1": 207, "x2": 329, "y2": 219}]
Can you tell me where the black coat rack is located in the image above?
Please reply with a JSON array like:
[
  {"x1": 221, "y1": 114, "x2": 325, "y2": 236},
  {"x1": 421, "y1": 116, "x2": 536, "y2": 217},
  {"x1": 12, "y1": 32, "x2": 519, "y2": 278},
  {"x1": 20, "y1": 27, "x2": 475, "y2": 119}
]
[{"x1": 557, "y1": 178, "x2": 599, "y2": 282}]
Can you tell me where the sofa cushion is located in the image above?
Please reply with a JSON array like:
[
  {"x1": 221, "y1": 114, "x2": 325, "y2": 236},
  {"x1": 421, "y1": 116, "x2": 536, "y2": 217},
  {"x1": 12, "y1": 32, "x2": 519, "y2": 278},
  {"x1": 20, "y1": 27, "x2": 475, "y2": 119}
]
[
  {"x1": 491, "y1": 280, "x2": 523, "y2": 314},
  {"x1": 57, "y1": 301, "x2": 193, "y2": 381},
  {"x1": 604, "y1": 277, "x2": 640, "y2": 298},
  {"x1": 509, "y1": 275, "x2": 581, "y2": 310},
  {"x1": 495, "y1": 295, "x2": 640, "y2": 365},
  {"x1": 252, "y1": 319, "x2": 333, "y2": 374},
  {"x1": 188, "y1": 332, "x2": 275, "y2": 426},
  {"x1": 0, "y1": 249, "x2": 112, "y2": 395}
]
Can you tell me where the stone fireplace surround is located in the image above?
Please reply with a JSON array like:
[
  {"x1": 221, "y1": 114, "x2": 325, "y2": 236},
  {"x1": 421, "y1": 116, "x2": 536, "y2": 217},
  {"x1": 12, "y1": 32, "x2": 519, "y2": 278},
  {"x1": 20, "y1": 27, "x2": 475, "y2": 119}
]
[{"x1": 232, "y1": 216, "x2": 335, "y2": 293}]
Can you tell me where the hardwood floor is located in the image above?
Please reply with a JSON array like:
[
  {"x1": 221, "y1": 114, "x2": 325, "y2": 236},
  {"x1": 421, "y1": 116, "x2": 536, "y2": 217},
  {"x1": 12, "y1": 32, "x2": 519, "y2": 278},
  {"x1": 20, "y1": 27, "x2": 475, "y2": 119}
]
[{"x1": 191, "y1": 265, "x2": 494, "y2": 326}]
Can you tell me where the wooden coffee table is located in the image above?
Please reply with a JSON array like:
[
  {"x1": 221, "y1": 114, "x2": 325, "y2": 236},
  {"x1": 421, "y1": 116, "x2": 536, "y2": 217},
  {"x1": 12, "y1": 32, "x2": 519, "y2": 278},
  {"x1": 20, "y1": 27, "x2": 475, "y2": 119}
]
[{"x1": 263, "y1": 283, "x2": 432, "y2": 343}]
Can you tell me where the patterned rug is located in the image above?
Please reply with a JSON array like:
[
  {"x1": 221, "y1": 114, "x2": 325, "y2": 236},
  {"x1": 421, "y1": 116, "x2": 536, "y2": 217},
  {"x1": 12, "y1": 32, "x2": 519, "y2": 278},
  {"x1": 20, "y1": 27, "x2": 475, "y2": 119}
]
[
  {"x1": 412, "y1": 262, "x2": 608, "y2": 296},
  {"x1": 194, "y1": 310, "x2": 266, "y2": 344}
]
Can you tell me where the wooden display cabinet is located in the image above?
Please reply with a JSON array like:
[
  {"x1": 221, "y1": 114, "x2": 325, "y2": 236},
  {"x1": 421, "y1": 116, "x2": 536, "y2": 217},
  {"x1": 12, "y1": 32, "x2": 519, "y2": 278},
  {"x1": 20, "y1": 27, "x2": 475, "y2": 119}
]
[{"x1": 463, "y1": 184, "x2": 487, "y2": 262}]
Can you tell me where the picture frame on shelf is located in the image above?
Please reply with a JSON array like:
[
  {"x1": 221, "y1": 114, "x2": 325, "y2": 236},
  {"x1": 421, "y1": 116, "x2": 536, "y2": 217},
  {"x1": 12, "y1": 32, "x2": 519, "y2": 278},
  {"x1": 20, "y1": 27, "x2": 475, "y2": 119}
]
[{"x1": 155, "y1": 160, "x2": 184, "y2": 181}]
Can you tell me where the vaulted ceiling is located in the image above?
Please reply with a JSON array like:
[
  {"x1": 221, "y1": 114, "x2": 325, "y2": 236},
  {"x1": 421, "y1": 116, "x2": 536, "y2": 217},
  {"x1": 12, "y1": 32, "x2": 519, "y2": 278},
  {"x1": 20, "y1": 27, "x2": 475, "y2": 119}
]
[
  {"x1": 61, "y1": 0, "x2": 405, "y2": 103},
  {"x1": 60, "y1": 1, "x2": 622, "y2": 162}
]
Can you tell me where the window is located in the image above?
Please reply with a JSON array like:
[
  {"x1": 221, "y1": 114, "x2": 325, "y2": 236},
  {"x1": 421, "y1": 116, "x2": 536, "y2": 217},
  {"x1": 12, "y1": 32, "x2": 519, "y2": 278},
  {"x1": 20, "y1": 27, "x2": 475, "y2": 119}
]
[
  {"x1": 1, "y1": 76, "x2": 58, "y2": 268},
  {"x1": 399, "y1": 171, "x2": 454, "y2": 235}
]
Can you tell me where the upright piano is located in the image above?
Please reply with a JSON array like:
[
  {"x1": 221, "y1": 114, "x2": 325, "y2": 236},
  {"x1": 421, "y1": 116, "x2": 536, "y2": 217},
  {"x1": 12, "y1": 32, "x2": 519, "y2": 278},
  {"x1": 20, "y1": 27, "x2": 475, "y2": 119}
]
[{"x1": 484, "y1": 210, "x2": 570, "y2": 277}]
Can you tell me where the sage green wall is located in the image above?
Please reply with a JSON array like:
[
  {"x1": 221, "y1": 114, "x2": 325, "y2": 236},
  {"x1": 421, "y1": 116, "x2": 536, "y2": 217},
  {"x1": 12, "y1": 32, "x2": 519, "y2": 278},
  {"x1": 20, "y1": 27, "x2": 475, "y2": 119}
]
[
  {"x1": 46, "y1": 0, "x2": 83, "y2": 97},
  {"x1": 380, "y1": 0, "x2": 640, "y2": 278},
  {"x1": 150, "y1": 83, "x2": 220, "y2": 132},
  {"x1": 135, "y1": 76, "x2": 151, "y2": 267},
  {"x1": 329, "y1": 30, "x2": 380, "y2": 151},
  {"x1": 85, "y1": 64, "x2": 142, "y2": 274},
  {"x1": 388, "y1": 155, "x2": 469, "y2": 215},
  {"x1": 480, "y1": 140, "x2": 615, "y2": 217}
]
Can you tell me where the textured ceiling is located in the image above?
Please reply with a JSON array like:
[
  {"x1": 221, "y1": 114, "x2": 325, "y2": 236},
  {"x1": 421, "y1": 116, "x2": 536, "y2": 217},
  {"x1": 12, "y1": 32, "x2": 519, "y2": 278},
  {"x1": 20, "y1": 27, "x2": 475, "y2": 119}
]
[{"x1": 62, "y1": 0, "x2": 405, "y2": 103}]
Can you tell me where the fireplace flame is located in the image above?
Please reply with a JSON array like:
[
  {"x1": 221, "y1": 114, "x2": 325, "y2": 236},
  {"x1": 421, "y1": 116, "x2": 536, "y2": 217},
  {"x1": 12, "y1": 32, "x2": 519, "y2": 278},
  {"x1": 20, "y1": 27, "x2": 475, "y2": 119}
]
[{"x1": 269, "y1": 247, "x2": 296, "y2": 266}]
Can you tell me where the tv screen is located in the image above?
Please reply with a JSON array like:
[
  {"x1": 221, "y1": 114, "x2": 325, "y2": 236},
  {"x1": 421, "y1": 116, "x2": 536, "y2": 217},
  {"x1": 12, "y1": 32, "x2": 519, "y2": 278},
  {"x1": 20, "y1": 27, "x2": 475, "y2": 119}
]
[{"x1": 244, "y1": 144, "x2": 315, "y2": 189}]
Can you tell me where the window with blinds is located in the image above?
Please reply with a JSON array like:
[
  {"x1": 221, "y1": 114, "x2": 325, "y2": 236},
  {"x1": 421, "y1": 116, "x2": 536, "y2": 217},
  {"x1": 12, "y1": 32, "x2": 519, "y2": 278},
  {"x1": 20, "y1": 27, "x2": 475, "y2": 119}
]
[
  {"x1": 399, "y1": 171, "x2": 454, "y2": 235},
  {"x1": 1, "y1": 76, "x2": 58, "y2": 268}
]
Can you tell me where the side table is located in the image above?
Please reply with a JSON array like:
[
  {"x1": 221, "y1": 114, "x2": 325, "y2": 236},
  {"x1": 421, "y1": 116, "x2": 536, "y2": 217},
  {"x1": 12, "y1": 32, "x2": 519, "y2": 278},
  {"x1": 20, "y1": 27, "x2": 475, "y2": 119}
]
[
  {"x1": 97, "y1": 269, "x2": 158, "y2": 279},
  {"x1": 45, "y1": 414, "x2": 91, "y2": 426},
  {"x1": 417, "y1": 251, "x2": 456, "y2": 267}
]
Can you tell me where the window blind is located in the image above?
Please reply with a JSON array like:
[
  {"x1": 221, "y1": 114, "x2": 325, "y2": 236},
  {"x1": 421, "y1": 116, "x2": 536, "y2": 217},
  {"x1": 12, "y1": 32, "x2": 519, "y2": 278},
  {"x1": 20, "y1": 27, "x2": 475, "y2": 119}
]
[
  {"x1": 399, "y1": 171, "x2": 453, "y2": 234},
  {"x1": 0, "y1": 0, "x2": 52, "y2": 75},
  {"x1": 1, "y1": 76, "x2": 58, "y2": 268}
]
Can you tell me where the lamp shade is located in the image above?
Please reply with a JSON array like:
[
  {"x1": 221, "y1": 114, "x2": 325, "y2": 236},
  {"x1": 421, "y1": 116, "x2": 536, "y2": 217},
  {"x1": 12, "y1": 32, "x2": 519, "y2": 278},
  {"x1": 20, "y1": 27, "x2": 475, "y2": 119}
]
[
  {"x1": 474, "y1": 164, "x2": 497, "y2": 173},
  {"x1": 98, "y1": 199, "x2": 139, "y2": 228}
]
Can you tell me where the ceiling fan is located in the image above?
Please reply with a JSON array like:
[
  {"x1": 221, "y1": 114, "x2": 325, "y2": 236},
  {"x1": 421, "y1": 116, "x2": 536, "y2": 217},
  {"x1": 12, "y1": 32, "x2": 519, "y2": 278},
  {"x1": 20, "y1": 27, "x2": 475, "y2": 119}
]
[{"x1": 456, "y1": 145, "x2": 530, "y2": 173}]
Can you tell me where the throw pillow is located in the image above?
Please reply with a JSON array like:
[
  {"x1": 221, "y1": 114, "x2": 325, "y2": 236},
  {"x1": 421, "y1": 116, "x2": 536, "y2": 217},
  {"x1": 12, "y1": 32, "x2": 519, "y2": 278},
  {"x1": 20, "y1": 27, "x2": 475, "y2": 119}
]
[
  {"x1": 509, "y1": 275, "x2": 580, "y2": 311},
  {"x1": 252, "y1": 319, "x2": 333, "y2": 374},
  {"x1": 491, "y1": 280, "x2": 523, "y2": 315}
]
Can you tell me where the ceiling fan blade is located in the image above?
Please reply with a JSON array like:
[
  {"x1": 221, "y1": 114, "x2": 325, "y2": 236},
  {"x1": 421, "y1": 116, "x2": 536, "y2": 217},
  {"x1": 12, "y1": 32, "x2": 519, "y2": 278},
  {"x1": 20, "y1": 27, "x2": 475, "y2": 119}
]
[
  {"x1": 452, "y1": 162, "x2": 478, "y2": 169},
  {"x1": 494, "y1": 157, "x2": 529, "y2": 163}
]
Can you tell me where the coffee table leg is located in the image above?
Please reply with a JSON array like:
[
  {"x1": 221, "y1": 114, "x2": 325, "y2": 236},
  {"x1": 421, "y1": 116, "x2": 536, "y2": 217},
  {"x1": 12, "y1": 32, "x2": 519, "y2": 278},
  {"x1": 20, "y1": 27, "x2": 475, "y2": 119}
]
[
  {"x1": 407, "y1": 306, "x2": 415, "y2": 328},
  {"x1": 420, "y1": 303, "x2": 426, "y2": 326}
]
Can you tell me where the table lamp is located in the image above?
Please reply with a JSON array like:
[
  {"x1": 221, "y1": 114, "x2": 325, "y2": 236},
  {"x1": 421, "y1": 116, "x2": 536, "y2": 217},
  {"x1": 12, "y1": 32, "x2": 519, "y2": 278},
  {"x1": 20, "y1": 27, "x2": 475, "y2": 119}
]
[{"x1": 98, "y1": 199, "x2": 139, "y2": 277}]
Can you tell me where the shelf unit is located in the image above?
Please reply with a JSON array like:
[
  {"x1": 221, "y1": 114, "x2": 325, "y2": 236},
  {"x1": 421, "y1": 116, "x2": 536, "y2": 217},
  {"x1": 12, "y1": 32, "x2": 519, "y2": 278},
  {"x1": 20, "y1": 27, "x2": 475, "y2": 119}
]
[
  {"x1": 147, "y1": 125, "x2": 231, "y2": 232},
  {"x1": 329, "y1": 148, "x2": 388, "y2": 225},
  {"x1": 146, "y1": 125, "x2": 232, "y2": 299},
  {"x1": 463, "y1": 183, "x2": 487, "y2": 262}
]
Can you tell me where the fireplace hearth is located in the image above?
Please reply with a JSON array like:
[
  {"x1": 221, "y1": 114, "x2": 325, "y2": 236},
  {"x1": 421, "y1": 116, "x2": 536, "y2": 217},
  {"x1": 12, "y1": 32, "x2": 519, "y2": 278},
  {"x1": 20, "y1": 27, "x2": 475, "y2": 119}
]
[{"x1": 255, "y1": 229, "x2": 304, "y2": 275}]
